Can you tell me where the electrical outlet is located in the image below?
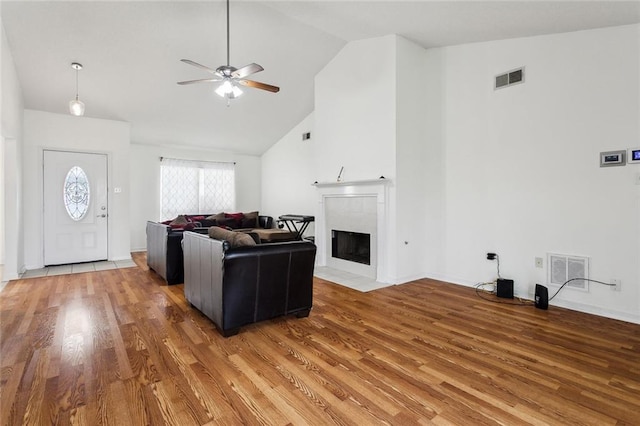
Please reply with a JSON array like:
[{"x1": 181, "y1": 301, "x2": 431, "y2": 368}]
[
  {"x1": 610, "y1": 279, "x2": 621, "y2": 291},
  {"x1": 535, "y1": 257, "x2": 543, "y2": 268}
]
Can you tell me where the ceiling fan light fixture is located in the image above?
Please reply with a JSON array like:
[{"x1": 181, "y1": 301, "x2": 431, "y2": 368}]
[
  {"x1": 177, "y1": 0, "x2": 279, "y2": 100},
  {"x1": 215, "y1": 79, "x2": 242, "y2": 98},
  {"x1": 231, "y1": 85, "x2": 243, "y2": 98},
  {"x1": 69, "y1": 62, "x2": 85, "y2": 116}
]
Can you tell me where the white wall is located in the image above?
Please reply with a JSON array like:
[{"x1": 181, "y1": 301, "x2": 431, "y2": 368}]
[
  {"x1": 305, "y1": 34, "x2": 433, "y2": 283},
  {"x1": 129, "y1": 143, "x2": 261, "y2": 251},
  {"x1": 260, "y1": 112, "x2": 316, "y2": 235},
  {"x1": 314, "y1": 35, "x2": 397, "y2": 183},
  {"x1": 422, "y1": 48, "x2": 446, "y2": 278},
  {"x1": 1, "y1": 20, "x2": 25, "y2": 280},
  {"x1": 23, "y1": 110, "x2": 131, "y2": 267},
  {"x1": 0, "y1": 135, "x2": 3, "y2": 265},
  {"x1": 313, "y1": 35, "x2": 400, "y2": 281},
  {"x1": 431, "y1": 24, "x2": 639, "y2": 323},
  {"x1": 262, "y1": 25, "x2": 639, "y2": 323},
  {"x1": 312, "y1": 34, "x2": 439, "y2": 284},
  {"x1": 394, "y1": 36, "x2": 430, "y2": 283}
]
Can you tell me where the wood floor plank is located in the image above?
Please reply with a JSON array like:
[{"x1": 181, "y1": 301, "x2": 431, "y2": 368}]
[{"x1": 1, "y1": 253, "x2": 639, "y2": 425}]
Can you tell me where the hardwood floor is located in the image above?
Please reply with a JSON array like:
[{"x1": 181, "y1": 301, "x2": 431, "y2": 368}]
[{"x1": 1, "y1": 252, "x2": 639, "y2": 425}]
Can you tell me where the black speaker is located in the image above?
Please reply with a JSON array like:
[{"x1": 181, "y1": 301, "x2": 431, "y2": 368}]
[
  {"x1": 535, "y1": 284, "x2": 548, "y2": 310},
  {"x1": 496, "y1": 278, "x2": 514, "y2": 299}
]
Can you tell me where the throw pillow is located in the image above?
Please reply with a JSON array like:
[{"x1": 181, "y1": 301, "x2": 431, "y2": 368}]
[
  {"x1": 225, "y1": 212, "x2": 244, "y2": 220},
  {"x1": 208, "y1": 226, "x2": 256, "y2": 248},
  {"x1": 169, "y1": 215, "x2": 189, "y2": 229},
  {"x1": 217, "y1": 217, "x2": 238, "y2": 229},
  {"x1": 241, "y1": 211, "x2": 259, "y2": 228},
  {"x1": 225, "y1": 212, "x2": 244, "y2": 228},
  {"x1": 233, "y1": 232, "x2": 257, "y2": 247},
  {"x1": 208, "y1": 212, "x2": 226, "y2": 221},
  {"x1": 208, "y1": 226, "x2": 232, "y2": 240}
]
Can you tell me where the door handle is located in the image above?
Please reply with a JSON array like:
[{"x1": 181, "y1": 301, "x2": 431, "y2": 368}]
[{"x1": 97, "y1": 214, "x2": 107, "y2": 218}]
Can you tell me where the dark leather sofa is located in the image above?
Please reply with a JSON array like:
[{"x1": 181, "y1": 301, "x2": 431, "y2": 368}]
[
  {"x1": 146, "y1": 215, "x2": 274, "y2": 284},
  {"x1": 182, "y1": 231, "x2": 316, "y2": 337}
]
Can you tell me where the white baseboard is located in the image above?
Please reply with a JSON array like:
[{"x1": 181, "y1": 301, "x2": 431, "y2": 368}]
[
  {"x1": 109, "y1": 256, "x2": 133, "y2": 262},
  {"x1": 2, "y1": 272, "x2": 20, "y2": 281},
  {"x1": 548, "y1": 299, "x2": 640, "y2": 325},
  {"x1": 130, "y1": 247, "x2": 147, "y2": 253},
  {"x1": 422, "y1": 273, "x2": 640, "y2": 325},
  {"x1": 393, "y1": 273, "x2": 428, "y2": 285}
]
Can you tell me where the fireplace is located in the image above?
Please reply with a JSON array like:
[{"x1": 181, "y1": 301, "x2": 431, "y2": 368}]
[
  {"x1": 314, "y1": 179, "x2": 392, "y2": 282},
  {"x1": 332, "y1": 230, "x2": 371, "y2": 265}
]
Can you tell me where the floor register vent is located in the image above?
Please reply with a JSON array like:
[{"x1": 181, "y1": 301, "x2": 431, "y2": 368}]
[{"x1": 495, "y1": 67, "x2": 524, "y2": 90}]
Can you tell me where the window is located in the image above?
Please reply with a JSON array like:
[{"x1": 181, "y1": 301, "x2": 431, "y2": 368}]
[
  {"x1": 64, "y1": 166, "x2": 90, "y2": 221},
  {"x1": 160, "y1": 158, "x2": 235, "y2": 220}
]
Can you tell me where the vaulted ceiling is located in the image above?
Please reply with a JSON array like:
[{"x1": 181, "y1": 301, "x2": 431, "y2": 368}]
[{"x1": 2, "y1": 1, "x2": 639, "y2": 155}]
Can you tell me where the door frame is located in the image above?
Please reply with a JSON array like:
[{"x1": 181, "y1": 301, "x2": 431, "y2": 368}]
[{"x1": 39, "y1": 147, "x2": 112, "y2": 267}]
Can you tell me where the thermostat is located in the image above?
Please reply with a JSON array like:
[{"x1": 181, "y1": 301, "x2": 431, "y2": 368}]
[
  {"x1": 628, "y1": 147, "x2": 640, "y2": 164},
  {"x1": 600, "y1": 150, "x2": 626, "y2": 167}
]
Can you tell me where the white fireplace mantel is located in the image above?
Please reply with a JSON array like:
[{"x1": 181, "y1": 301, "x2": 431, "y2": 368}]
[
  {"x1": 313, "y1": 178, "x2": 392, "y2": 188},
  {"x1": 314, "y1": 178, "x2": 392, "y2": 284}
]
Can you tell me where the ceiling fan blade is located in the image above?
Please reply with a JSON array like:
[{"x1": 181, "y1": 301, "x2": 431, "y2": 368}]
[
  {"x1": 180, "y1": 59, "x2": 218, "y2": 75},
  {"x1": 177, "y1": 78, "x2": 221, "y2": 85},
  {"x1": 232, "y1": 63, "x2": 264, "y2": 79},
  {"x1": 237, "y1": 79, "x2": 280, "y2": 93}
]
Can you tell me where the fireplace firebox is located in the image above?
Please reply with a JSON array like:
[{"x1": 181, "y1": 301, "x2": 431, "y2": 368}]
[{"x1": 331, "y1": 230, "x2": 371, "y2": 265}]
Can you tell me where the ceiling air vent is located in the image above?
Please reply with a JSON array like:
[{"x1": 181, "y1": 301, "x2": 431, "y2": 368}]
[{"x1": 495, "y1": 67, "x2": 524, "y2": 90}]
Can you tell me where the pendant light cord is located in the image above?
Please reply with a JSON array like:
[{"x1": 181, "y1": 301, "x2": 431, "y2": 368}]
[{"x1": 75, "y1": 67, "x2": 79, "y2": 100}]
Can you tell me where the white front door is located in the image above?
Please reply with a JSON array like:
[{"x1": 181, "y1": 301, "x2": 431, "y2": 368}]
[{"x1": 43, "y1": 150, "x2": 108, "y2": 265}]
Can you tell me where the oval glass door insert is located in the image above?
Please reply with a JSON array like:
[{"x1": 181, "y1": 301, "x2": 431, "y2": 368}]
[{"x1": 64, "y1": 166, "x2": 90, "y2": 220}]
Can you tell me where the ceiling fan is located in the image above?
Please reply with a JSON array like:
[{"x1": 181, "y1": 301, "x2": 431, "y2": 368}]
[{"x1": 177, "y1": 0, "x2": 280, "y2": 103}]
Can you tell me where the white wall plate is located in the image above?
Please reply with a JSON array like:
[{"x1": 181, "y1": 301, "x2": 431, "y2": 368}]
[{"x1": 600, "y1": 150, "x2": 626, "y2": 167}]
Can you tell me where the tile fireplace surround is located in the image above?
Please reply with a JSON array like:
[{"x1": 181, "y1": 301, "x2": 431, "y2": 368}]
[{"x1": 314, "y1": 179, "x2": 392, "y2": 284}]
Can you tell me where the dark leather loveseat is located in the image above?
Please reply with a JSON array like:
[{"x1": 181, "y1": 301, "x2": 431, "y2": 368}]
[
  {"x1": 146, "y1": 215, "x2": 273, "y2": 284},
  {"x1": 182, "y1": 230, "x2": 316, "y2": 336}
]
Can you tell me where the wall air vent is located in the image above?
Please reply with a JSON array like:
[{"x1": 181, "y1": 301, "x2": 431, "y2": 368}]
[
  {"x1": 547, "y1": 253, "x2": 589, "y2": 292},
  {"x1": 495, "y1": 67, "x2": 525, "y2": 90}
]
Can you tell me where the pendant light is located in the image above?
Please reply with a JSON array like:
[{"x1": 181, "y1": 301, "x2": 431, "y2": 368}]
[{"x1": 69, "y1": 62, "x2": 85, "y2": 116}]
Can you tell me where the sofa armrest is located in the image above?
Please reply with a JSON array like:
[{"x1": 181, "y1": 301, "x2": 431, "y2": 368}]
[
  {"x1": 146, "y1": 221, "x2": 169, "y2": 280},
  {"x1": 183, "y1": 232, "x2": 225, "y2": 326}
]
